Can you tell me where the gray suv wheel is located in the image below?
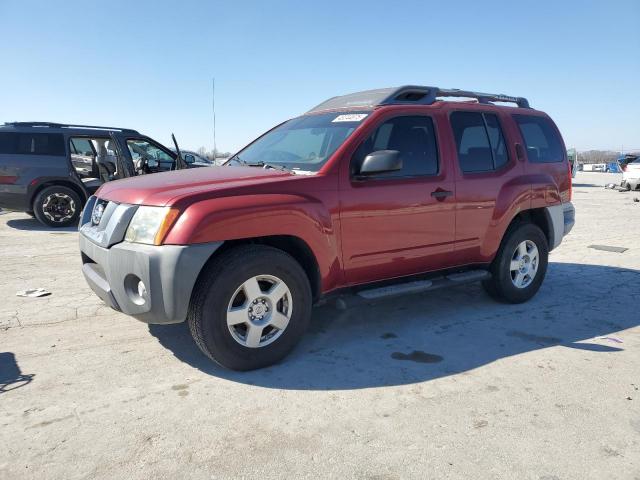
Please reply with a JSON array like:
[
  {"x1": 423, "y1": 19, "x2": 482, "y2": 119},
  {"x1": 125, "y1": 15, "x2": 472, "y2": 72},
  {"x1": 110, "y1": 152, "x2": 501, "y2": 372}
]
[{"x1": 33, "y1": 185, "x2": 82, "y2": 227}]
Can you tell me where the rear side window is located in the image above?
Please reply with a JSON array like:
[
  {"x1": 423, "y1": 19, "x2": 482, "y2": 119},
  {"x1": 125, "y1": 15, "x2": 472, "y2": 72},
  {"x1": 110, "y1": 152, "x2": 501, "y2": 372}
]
[
  {"x1": 352, "y1": 115, "x2": 439, "y2": 177},
  {"x1": 450, "y1": 112, "x2": 510, "y2": 173},
  {"x1": 513, "y1": 115, "x2": 564, "y2": 163},
  {"x1": 0, "y1": 132, "x2": 65, "y2": 156}
]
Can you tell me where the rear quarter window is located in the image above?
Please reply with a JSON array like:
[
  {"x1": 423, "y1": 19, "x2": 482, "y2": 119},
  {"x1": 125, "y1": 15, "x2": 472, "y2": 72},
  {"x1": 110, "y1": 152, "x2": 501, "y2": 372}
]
[
  {"x1": 0, "y1": 132, "x2": 66, "y2": 156},
  {"x1": 513, "y1": 115, "x2": 564, "y2": 163}
]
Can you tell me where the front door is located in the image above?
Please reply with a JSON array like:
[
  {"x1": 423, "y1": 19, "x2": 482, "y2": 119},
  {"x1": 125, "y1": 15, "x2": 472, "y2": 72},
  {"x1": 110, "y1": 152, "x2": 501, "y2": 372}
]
[
  {"x1": 125, "y1": 137, "x2": 176, "y2": 174},
  {"x1": 340, "y1": 114, "x2": 456, "y2": 285}
]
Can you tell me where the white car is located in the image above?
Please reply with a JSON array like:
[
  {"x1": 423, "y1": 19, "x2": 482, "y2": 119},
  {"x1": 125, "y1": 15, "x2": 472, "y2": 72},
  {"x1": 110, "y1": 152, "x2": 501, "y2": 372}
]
[
  {"x1": 620, "y1": 155, "x2": 640, "y2": 190},
  {"x1": 622, "y1": 155, "x2": 640, "y2": 191}
]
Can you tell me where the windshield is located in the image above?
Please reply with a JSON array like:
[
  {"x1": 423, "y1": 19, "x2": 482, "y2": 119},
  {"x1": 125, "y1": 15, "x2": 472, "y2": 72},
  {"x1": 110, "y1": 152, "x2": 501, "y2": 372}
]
[{"x1": 228, "y1": 111, "x2": 369, "y2": 172}]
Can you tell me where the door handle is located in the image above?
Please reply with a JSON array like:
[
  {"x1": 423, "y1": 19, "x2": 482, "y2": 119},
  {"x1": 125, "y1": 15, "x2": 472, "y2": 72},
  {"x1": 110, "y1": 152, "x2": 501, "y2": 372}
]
[{"x1": 431, "y1": 189, "x2": 453, "y2": 200}]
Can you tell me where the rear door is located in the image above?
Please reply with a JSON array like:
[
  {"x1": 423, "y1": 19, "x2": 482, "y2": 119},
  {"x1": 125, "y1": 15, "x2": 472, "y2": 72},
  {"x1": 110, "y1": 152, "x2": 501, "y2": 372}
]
[
  {"x1": 340, "y1": 112, "x2": 456, "y2": 285},
  {"x1": 513, "y1": 114, "x2": 570, "y2": 204},
  {"x1": 449, "y1": 109, "x2": 522, "y2": 265},
  {"x1": 0, "y1": 131, "x2": 72, "y2": 210}
]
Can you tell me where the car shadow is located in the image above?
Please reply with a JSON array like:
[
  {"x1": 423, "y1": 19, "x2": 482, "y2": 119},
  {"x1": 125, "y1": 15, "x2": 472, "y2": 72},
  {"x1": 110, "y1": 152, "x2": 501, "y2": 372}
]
[
  {"x1": 0, "y1": 352, "x2": 34, "y2": 394},
  {"x1": 6, "y1": 217, "x2": 78, "y2": 232},
  {"x1": 148, "y1": 263, "x2": 638, "y2": 391}
]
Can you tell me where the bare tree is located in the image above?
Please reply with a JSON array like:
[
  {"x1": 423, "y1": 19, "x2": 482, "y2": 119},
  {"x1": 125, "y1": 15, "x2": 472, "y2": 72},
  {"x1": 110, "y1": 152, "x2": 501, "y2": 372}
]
[
  {"x1": 195, "y1": 147, "x2": 232, "y2": 161},
  {"x1": 577, "y1": 150, "x2": 621, "y2": 164}
]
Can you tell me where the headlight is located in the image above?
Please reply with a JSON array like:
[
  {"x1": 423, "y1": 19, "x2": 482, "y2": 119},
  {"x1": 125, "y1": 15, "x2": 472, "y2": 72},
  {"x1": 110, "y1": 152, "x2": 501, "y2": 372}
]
[{"x1": 125, "y1": 206, "x2": 179, "y2": 245}]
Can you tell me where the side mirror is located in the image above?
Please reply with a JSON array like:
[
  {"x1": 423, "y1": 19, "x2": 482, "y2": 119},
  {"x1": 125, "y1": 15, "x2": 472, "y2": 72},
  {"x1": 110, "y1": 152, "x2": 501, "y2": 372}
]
[
  {"x1": 184, "y1": 154, "x2": 195, "y2": 164},
  {"x1": 358, "y1": 150, "x2": 402, "y2": 176}
]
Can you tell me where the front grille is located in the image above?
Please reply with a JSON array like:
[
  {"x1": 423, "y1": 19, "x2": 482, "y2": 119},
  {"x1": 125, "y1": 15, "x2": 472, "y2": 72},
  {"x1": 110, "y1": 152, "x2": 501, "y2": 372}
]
[
  {"x1": 80, "y1": 200, "x2": 139, "y2": 248},
  {"x1": 91, "y1": 199, "x2": 110, "y2": 226}
]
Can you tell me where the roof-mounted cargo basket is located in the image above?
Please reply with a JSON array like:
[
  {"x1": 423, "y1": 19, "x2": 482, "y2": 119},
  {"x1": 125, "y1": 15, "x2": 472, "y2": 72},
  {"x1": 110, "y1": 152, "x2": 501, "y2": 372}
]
[{"x1": 307, "y1": 85, "x2": 530, "y2": 113}]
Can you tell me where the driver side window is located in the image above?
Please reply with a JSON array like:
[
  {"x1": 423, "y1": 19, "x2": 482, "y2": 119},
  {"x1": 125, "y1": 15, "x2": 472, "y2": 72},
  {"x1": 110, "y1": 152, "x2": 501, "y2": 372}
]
[
  {"x1": 351, "y1": 116, "x2": 439, "y2": 177},
  {"x1": 126, "y1": 139, "x2": 175, "y2": 172}
]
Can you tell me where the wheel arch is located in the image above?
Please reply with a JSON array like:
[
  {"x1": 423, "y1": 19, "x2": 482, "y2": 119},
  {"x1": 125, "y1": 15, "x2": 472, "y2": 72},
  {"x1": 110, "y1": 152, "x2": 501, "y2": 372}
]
[
  {"x1": 505, "y1": 208, "x2": 554, "y2": 251},
  {"x1": 197, "y1": 235, "x2": 322, "y2": 303}
]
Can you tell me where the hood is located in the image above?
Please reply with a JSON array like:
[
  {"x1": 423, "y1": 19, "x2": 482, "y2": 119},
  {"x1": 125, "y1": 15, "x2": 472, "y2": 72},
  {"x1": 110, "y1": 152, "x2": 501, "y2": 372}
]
[{"x1": 96, "y1": 166, "x2": 292, "y2": 206}]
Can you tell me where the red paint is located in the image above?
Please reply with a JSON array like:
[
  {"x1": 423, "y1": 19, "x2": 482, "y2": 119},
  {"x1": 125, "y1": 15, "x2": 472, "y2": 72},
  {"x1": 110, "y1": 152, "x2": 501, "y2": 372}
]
[{"x1": 96, "y1": 102, "x2": 571, "y2": 295}]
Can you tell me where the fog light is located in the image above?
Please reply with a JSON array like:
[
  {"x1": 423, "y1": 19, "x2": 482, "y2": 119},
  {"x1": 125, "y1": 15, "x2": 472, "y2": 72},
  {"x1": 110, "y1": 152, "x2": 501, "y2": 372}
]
[{"x1": 124, "y1": 274, "x2": 147, "y2": 306}]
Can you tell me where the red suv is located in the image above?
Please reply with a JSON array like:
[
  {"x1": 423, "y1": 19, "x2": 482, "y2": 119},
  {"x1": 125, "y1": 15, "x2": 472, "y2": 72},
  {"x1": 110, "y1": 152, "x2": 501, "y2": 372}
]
[{"x1": 79, "y1": 86, "x2": 575, "y2": 370}]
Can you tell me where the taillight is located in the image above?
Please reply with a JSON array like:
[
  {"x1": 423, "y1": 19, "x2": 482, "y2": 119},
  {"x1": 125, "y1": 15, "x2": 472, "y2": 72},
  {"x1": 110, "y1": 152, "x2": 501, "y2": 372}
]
[{"x1": 0, "y1": 175, "x2": 18, "y2": 184}]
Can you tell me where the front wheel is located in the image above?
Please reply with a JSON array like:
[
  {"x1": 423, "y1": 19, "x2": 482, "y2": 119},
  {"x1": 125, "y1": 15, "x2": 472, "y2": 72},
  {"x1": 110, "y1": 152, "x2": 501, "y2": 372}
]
[
  {"x1": 33, "y1": 185, "x2": 82, "y2": 227},
  {"x1": 482, "y1": 223, "x2": 549, "y2": 303},
  {"x1": 188, "y1": 245, "x2": 312, "y2": 371}
]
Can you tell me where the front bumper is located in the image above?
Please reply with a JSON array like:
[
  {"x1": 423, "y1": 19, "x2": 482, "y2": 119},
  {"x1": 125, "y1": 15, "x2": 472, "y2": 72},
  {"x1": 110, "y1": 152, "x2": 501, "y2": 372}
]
[
  {"x1": 78, "y1": 196, "x2": 223, "y2": 324},
  {"x1": 80, "y1": 235, "x2": 223, "y2": 324}
]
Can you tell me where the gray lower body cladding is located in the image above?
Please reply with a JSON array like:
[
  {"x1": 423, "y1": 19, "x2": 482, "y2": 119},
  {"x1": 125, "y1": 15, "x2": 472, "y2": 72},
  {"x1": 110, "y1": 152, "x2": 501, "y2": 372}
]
[
  {"x1": 79, "y1": 234, "x2": 223, "y2": 324},
  {"x1": 546, "y1": 202, "x2": 575, "y2": 250}
]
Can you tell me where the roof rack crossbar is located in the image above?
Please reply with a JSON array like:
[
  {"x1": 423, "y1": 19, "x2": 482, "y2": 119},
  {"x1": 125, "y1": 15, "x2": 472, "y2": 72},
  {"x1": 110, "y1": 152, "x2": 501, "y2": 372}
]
[
  {"x1": 3, "y1": 122, "x2": 140, "y2": 134},
  {"x1": 379, "y1": 86, "x2": 530, "y2": 108},
  {"x1": 436, "y1": 88, "x2": 530, "y2": 108}
]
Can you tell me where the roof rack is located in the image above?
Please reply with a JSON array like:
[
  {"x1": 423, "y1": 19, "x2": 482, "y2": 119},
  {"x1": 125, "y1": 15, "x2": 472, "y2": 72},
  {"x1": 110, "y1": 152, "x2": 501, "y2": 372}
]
[
  {"x1": 307, "y1": 85, "x2": 530, "y2": 113},
  {"x1": 3, "y1": 122, "x2": 140, "y2": 135}
]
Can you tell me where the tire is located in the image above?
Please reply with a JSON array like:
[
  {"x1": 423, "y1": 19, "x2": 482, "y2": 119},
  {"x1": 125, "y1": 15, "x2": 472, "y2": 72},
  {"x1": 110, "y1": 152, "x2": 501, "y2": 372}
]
[
  {"x1": 33, "y1": 185, "x2": 82, "y2": 227},
  {"x1": 188, "y1": 245, "x2": 312, "y2": 371},
  {"x1": 482, "y1": 223, "x2": 549, "y2": 304}
]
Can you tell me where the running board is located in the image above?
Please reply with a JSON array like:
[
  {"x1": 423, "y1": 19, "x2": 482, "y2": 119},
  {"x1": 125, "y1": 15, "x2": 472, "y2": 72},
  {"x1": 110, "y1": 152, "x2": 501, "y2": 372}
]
[{"x1": 335, "y1": 269, "x2": 491, "y2": 310}]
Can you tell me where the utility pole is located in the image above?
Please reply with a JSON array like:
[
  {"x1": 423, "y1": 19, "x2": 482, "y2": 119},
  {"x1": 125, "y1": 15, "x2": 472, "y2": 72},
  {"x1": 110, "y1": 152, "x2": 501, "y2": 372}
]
[{"x1": 212, "y1": 78, "x2": 217, "y2": 158}]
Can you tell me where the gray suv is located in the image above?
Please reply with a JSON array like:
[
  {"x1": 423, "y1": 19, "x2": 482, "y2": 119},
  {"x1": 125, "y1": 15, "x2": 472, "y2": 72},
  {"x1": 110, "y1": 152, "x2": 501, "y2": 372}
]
[{"x1": 0, "y1": 122, "x2": 184, "y2": 227}]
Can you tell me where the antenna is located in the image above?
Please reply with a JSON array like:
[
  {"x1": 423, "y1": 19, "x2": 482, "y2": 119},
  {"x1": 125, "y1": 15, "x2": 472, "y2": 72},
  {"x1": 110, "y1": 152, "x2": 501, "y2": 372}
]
[{"x1": 212, "y1": 77, "x2": 217, "y2": 158}]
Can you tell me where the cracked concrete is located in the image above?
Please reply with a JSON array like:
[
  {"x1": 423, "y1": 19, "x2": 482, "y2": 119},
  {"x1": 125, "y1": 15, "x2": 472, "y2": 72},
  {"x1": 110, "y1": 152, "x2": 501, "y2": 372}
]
[{"x1": 0, "y1": 172, "x2": 639, "y2": 479}]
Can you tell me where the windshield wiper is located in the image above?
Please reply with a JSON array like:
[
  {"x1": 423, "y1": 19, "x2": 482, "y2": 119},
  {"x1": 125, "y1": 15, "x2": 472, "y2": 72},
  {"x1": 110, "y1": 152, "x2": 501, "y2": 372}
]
[
  {"x1": 242, "y1": 160, "x2": 293, "y2": 173},
  {"x1": 255, "y1": 161, "x2": 293, "y2": 173},
  {"x1": 226, "y1": 156, "x2": 293, "y2": 173},
  {"x1": 226, "y1": 154, "x2": 246, "y2": 166}
]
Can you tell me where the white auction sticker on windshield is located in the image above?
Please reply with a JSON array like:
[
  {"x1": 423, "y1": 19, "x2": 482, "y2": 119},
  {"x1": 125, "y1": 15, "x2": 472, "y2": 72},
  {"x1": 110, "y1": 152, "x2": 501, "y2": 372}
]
[{"x1": 332, "y1": 114, "x2": 368, "y2": 123}]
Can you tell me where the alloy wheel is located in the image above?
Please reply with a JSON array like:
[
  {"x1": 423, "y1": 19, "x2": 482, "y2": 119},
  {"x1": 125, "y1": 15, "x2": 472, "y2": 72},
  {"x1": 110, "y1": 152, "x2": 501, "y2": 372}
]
[
  {"x1": 509, "y1": 240, "x2": 539, "y2": 289},
  {"x1": 42, "y1": 193, "x2": 76, "y2": 223},
  {"x1": 226, "y1": 274, "x2": 293, "y2": 348}
]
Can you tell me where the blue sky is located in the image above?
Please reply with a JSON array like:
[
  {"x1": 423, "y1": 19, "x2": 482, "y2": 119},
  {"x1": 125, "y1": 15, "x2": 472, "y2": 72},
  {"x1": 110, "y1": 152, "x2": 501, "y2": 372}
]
[{"x1": 0, "y1": 0, "x2": 638, "y2": 153}]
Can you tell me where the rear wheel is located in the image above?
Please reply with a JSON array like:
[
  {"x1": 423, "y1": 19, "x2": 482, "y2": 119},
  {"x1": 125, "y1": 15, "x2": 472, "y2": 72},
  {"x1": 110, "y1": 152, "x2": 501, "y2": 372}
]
[
  {"x1": 33, "y1": 185, "x2": 82, "y2": 227},
  {"x1": 188, "y1": 245, "x2": 312, "y2": 371},
  {"x1": 482, "y1": 223, "x2": 548, "y2": 303}
]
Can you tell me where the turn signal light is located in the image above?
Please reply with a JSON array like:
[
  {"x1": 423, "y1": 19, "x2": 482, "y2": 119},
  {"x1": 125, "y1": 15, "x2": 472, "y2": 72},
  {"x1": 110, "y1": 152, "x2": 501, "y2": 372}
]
[{"x1": 154, "y1": 208, "x2": 181, "y2": 245}]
